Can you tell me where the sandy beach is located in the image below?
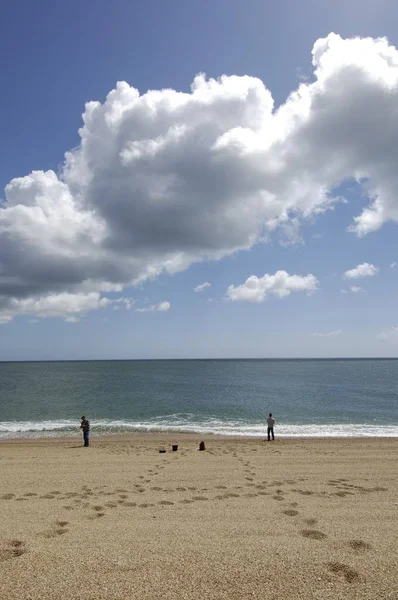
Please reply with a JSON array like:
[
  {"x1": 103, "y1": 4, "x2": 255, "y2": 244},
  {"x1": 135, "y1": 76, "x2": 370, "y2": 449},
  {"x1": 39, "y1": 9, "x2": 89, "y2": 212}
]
[{"x1": 0, "y1": 435, "x2": 397, "y2": 599}]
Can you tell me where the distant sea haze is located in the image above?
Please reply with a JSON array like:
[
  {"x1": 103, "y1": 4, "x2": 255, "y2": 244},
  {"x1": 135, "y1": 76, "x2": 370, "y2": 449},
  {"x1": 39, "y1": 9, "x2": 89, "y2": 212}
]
[{"x1": 0, "y1": 359, "x2": 397, "y2": 438}]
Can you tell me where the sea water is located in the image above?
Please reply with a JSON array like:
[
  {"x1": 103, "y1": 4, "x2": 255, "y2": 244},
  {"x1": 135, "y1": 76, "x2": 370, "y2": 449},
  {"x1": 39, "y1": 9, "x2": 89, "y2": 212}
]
[{"x1": 0, "y1": 359, "x2": 397, "y2": 438}]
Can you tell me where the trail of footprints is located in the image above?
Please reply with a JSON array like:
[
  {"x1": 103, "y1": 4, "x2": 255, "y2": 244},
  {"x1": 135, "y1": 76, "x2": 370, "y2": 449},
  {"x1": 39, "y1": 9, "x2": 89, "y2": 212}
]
[{"x1": 0, "y1": 446, "x2": 385, "y2": 584}]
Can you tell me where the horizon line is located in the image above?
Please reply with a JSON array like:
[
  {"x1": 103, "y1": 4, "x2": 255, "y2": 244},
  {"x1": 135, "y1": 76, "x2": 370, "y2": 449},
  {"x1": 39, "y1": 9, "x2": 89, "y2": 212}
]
[{"x1": 1, "y1": 357, "x2": 398, "y2": 363}]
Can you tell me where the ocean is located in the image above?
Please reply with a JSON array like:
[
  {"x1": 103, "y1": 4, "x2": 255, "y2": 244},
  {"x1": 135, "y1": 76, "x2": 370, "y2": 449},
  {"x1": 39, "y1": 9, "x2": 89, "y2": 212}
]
[{"x1": 0, "y1": 359, "x2": 397, "y2": 439}]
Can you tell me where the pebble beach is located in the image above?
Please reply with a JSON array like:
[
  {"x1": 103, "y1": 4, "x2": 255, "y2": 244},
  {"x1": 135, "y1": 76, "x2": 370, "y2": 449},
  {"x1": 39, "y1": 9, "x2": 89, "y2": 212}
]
[{"x1": 1, "y1": 435, "x2": 397, "y2": 599}]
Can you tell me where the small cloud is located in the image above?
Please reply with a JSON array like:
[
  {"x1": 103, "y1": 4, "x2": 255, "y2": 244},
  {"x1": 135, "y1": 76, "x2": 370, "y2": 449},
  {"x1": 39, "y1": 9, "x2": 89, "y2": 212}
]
[
  {"x1": 135, "y1": 301, "x2": 171, "y2": 313},
  {"x1": 390, "y1": 262, "x2": 396, "y2": 268},
  {"x1": 194, "y1": 282, "x2": 211, "y2": 293},
  {"x1": 0, "y1": 316, "x2": 13, "y2": 325},
  {"x1": 341, "y1": 289, "x2": 348, "y2": 294},
  {"x1": 311, "y1": 233, "x2": 323, "y2": 240},
  {"x1": 0, "y1": 292, "x2": 135, "y2": 325},
  {"x1": 378, "y1": 326, "x2": 398, "y2": 340},
  {"x1": 226, "y1": 270, "x2": 318, "y2": 303},
  {"x1": 344, "y1": 263, "x2": 378, "y2": 279},
  {"x1": 312, "y1": 330, "x2": 342, "y2": 338},
  {"x1": 350, "y1": 285, "x2": 362, "y2": 293}
]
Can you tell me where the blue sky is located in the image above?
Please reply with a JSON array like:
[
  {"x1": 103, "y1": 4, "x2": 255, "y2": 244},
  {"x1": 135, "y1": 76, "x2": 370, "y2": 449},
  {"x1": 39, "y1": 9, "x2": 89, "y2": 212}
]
[{"x1": 1, "y1": 0, "x2": 398, "y2": 359}]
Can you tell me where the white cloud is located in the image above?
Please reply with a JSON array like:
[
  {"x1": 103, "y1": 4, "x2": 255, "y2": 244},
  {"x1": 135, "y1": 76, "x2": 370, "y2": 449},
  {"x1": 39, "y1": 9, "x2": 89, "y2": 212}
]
[
  {"x1": 344, "y1": 263, "x2": 379, "y2": 279},
  {"x1": 0, "y1": 292, "x2": 134, "y2": 323},
  {"x1": 135, "y1": 301, "x2": 171, "y2": 313},
  {"x1": 312, "y1": 330, "x2": 342, "y2": 337},
  {"x1": 390, "y1": 262, "x2": 396, "y2": 268},
  {"x1": 194, "y1": 282, "x2": 211, "y2": 293},
  {"x1": 378, "y1": 326, "x2": 398, "y2": 340},
  {"x1": 3, "y1": 33, "x2": 398, "y2": 320},
  {"x1": 0, "y1": 315, "x2": 13, "y2": 325},
  {"x1": 226, "y1": 270, "x2": 318, "y2": 303},
  {"x1": 350, "y1": 285, "x2": 362, "y2": 293},
  {"x1": 65, "y1": 316, "x2": 80, "y2": 324}
]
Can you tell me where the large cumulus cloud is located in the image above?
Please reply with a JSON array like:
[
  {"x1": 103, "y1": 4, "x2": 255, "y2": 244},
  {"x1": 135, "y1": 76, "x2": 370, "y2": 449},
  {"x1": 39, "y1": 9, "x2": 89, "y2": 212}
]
[{"x1": 2, "y1": 32, "x2": 398, "y2": 322}]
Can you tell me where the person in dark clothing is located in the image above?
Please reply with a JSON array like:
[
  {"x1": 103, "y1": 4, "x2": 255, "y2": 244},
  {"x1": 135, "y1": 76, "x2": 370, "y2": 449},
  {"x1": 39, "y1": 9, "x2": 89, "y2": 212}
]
[
  {"x1": 80, "y1": 416, "x2": 90, "y2": 447},
  {"x1": 267, "y1": 413, "x2": 275, "y2": 441}
]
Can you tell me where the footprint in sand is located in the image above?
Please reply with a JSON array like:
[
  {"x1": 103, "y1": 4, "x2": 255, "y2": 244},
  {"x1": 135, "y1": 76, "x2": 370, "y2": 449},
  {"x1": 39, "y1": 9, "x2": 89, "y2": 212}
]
[
  {"x1": 273, "y1": 495, "x2": 284, "y2": 501},
  {"x1": 328, "y1": 562, "x2": 359, "y2": 583},
  {"x1": 303, "y1": 518, "x2": 317, "y2": 526},
  {"x1": 56, "y1": 520, "x2": 69, "y2": 528},
  {"x1": 23, "y1": 492, "x2": 38, "y2": 497},
  {"x1": 179, "y1": 499, "x2": 194, "y2": 504},
  {"x1": 224, "y1": 492, "x2": 240, "y2": 499},
  {"x1": 159, "y1": 500, "x2": 174, "y2": 506},
  {"x1": 41, "y1": 527, "x2": 69, "y2": 538},
  {"x1": 87, "y1": 512, "x2": 105, "y2": 520},
  {"x1": 0, "y1": 540, "x2": 27, "y2": 561},
  {"x1": 1, "y1": 494, "x2": 15, "y2": 500},
  {"x1": 283, "y1": 509, "x2": 299, "y2": 517},
  {"x1": 295, "y1": 490, "x2": 314, "y2": 496},
  {"x1": 347, "y1": 540, "x2": 372, "y2": 552},
  {"x1": 301, "y1": 529, "x2": 327, "y2": 540},
  {"x1": 192, "y1": 496, "x2": 209, "y2": 501}
]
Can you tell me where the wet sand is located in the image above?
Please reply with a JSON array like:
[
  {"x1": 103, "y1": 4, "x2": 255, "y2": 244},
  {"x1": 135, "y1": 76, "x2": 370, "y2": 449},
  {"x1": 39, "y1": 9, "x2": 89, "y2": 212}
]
[{"x1": 1, "y1": 435, "x2": 397, "y2": 599}]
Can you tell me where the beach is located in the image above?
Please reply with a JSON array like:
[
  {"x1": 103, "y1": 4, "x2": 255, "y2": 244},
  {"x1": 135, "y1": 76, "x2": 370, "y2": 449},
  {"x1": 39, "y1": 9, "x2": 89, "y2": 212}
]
[{"x1": 1, "y1": 435, "x2": 397, "y2": 599}]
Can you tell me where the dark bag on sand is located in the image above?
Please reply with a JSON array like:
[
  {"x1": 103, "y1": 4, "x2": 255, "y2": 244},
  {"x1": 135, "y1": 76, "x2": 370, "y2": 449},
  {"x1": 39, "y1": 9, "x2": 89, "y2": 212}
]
[{"x1": 199, "y1": 441, "x2": 205, "y2": 451}]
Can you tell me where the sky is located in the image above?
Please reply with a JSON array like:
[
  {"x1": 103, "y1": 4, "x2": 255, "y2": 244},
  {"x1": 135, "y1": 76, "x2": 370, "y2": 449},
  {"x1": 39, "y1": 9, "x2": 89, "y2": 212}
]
[{"x1": 1, "y1": 0, "x2": 398, "y2": 359}]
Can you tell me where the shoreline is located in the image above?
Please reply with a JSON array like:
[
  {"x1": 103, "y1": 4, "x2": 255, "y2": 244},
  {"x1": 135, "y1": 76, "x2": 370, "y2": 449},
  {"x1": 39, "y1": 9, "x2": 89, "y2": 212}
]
[{"x1": 1, "y1": 432, "x2": 398, "y2": 445}]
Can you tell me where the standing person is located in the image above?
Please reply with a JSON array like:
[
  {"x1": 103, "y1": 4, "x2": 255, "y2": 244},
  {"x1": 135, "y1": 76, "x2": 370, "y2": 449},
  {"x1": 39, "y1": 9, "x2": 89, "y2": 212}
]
[
  {"x1": 267, "y1": 413, "x2": 275, "y2": 441},
  {"x1": 80, "y1": 416, "x2": 90, "y2": 447}
]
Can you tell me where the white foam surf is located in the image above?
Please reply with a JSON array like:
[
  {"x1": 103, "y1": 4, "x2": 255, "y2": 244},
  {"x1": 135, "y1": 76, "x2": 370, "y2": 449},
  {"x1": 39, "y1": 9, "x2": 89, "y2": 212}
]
[{"x1": 0, "y1": 417, "x2": 397, "y2": 438}]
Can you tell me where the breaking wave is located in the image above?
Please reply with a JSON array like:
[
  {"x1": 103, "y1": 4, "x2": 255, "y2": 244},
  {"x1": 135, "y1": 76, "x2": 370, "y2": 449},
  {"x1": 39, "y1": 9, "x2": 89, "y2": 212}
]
[{"x1": 1, "y1": 414, "x2": 397, "y2": 439}]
